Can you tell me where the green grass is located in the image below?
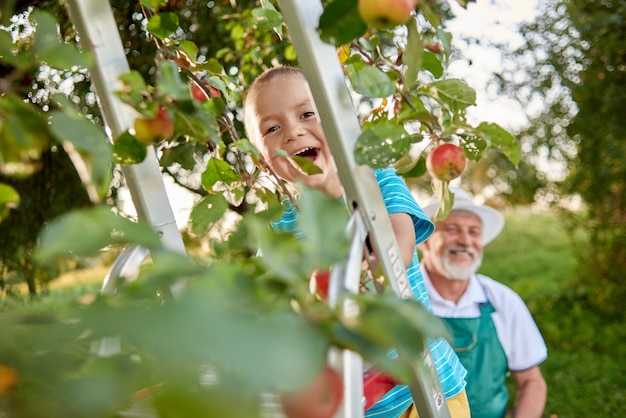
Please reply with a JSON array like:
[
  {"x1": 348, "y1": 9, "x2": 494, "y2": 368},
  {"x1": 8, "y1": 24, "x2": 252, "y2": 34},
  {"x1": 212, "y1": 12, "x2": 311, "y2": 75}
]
[
  {"x1": 0, "y1": 282, "x2": 101, "y2": 315},
  {"x1": 2, "y1": 207, "x2": 625, "y2": 417},
  {"x1": 481, "y1": 207, "x2": 626, "y2": 417},
  {"x1": 480, "y1": 207, "x2": 577, "y2": 298}
]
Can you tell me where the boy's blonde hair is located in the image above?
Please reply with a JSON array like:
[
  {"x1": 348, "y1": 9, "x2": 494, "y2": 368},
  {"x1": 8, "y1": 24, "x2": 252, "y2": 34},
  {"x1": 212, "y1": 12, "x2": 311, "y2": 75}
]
[{"x1": 243, "y1": 66, "x2": 306, "y2": 146}]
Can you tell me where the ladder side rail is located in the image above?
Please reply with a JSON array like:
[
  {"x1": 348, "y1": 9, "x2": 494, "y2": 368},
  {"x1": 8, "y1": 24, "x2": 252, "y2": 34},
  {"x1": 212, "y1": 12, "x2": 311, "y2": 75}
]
[
  {"x1": 277, "y1": 1, "x2": 450, "y2": 417},
  {"x1": 65, "y1": 0, "x2": 186, "y2": 255},
  {"x1": 327, "y1": 211, "x2": 371, "y2": 417},
  {"x1": 276, "y1": 0, "x2": 411, "y2": 301}
]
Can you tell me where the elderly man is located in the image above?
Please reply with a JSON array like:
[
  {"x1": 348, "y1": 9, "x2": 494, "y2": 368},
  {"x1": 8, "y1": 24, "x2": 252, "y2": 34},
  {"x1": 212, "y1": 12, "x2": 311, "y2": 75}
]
[{"x1": 419, "y1": 188, "x2": 548, "y2": 418}]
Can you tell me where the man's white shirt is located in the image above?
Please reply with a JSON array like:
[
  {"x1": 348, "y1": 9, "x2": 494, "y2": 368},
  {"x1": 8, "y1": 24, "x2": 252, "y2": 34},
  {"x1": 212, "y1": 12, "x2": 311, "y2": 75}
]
[{"x1": 422, "y1": 269, "x2": 548, "y2": 372}]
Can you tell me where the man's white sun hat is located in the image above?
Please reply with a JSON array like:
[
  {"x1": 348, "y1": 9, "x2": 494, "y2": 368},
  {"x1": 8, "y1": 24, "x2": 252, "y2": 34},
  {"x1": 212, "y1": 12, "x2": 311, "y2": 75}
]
[{"x1": 422, "y1": 187, "x2": 505, "y2": 245}]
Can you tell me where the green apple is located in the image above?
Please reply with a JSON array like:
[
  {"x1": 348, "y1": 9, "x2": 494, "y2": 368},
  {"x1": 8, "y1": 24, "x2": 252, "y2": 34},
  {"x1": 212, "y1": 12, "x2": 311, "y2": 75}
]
[
  {"x1": 358, "y1": 0, "x2": 417, "y2": 29},
  {"x1": 132, "y1": 107, "x2": 174, "y2": 145}
]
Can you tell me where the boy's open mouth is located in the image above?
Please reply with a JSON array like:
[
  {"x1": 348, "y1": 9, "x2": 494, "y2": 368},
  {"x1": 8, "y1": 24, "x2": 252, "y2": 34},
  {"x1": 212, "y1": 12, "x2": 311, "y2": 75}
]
[{"x1": 292, "y1": 147, "x2": 319, "y2": 162}]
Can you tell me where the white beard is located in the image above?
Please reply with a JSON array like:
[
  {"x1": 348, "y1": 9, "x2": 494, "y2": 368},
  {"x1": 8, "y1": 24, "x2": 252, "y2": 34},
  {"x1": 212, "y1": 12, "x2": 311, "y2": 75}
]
[{"x1": 438, "y1": 245, "x2": 483, "y2": 281}]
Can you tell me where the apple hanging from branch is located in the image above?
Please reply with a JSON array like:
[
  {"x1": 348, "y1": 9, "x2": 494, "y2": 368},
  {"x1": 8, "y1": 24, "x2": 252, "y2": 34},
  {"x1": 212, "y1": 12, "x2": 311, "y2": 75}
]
[
  {"x1": 309, "y1": 269, "x2": 331, "y2": 300},
  {"x1": 358, "y1": 0, "x2": 418, "y2": 29},
  {"x1": 426, "y1": 143, "x2": 467, "y2": 181},
  {"x1": 190, "y1": 82, "x2": 221, "y2": 103},
  {"x1": 131, "y1": 107, "x2": 174, "y2": 145},
  {"x1": 280, "y1": 364, "x2": 343, "y2": 418}
]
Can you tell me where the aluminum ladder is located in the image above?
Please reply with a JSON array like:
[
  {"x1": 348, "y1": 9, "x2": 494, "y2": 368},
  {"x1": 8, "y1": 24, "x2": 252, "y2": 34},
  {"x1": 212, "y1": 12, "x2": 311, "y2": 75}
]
[
  {"x1": 65, "y1": 0, "x2": 451, "y2": 417},
  {"x1": 278, "y1": 2, "x2": 450, "y2": 417}
]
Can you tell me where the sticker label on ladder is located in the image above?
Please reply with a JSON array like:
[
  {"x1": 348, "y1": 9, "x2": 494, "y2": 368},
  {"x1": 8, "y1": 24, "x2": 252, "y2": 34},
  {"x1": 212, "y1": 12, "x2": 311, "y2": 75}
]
[
  {"x1": 388, "y1": 244, "x2": 412, "y2": 299},
  {"x1": 387, "y1": 246, "x2": 403, "y2": 277}
]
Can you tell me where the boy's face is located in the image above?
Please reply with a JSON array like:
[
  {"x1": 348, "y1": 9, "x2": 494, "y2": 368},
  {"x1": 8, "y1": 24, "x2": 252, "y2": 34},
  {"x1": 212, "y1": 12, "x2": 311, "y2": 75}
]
[{"x1": 247, "y1": 74, "x2": 339, "y2": 195}]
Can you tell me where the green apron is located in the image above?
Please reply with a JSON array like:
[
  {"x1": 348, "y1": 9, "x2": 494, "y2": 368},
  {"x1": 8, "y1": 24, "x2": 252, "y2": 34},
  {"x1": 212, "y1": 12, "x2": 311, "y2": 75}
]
[{"x1": 443, "y1": 300, "x2": 509, "y2": 418}]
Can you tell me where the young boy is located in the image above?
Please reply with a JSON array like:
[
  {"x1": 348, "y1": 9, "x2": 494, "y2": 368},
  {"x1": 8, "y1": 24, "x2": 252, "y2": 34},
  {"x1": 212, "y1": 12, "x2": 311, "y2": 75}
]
[{"x1": 244, "y1": 66, "x2": 470, "y2": 418}]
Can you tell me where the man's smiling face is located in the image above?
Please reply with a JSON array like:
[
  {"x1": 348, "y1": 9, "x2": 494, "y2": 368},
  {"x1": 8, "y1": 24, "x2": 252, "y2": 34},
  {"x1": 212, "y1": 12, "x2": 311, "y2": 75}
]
[{"x1": 425, "y1": 210, "x2": 485, "y2": 281}]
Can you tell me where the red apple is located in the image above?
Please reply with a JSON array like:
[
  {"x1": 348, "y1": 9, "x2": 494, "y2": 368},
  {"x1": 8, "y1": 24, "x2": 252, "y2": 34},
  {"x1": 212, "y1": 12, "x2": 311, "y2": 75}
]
[
  {"x1": 358, "y1": 0, "x2": 417, "y2": 29},
  {"x1": 173, "y1": 54, "x2": 193, "y2": 70},
  {"x1": 425, "y1": 43, "x2": 442, "y2": 53},
  {"x1": 208, "y1": 85, "x2": 221, "y2": 98},
  {"x1": 190, "y1": 83, "x2": 209, "y2": 102},
  {"x1": 280, "y1": 364, "x2": 343, "y2": 418},
  {"x1": 426, "y1": 143, "x2": 467, "y2": 181},
  {"x1": 310, "y1": 269, "x2": 331, "y2": 300},
  {"x1": 190, "y1": 82, "x2": 220, "y2": 102},
  {"x1": 132, "y1": 107, "x2": 174, "y2": 145}
]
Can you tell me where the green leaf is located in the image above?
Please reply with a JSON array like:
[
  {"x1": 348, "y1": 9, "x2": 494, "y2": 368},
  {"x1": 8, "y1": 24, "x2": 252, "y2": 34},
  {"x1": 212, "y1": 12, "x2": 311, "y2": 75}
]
[
  {"x1": 234, "y1": 139, "x2": 260, "y2": 162},
  {"x1": 190, "y1": 194, "x2": 229, "y2": 236},
  {"x1": 318, "y1": 0, "x2": 367, "y2": 46},
  {"x1": 337, "y1": 292, "x2": 449, "y2": 382},
  {"x1": 284, "y1": 44, "x2": 297, "y2": 61},
  {"x1": 172, "y1": 106, "x2": 214, "y2": 143},
  {"x1": 396, "y1": 96, "x2": 437, "y2": 126},
  {"x1": 57, "y1": 356, "x2": 143, "y2": 418},
  {"x1": 348, "y1": 65, "x2": 395, "y2": 98},
  {"x1": 31, "y1": 10, "x2": 92, "y2": 69},
  {"x1": 431, "y1": 179, "x2": 453, "y2": 221},
  {"x1": 35, "y1": 206, "x2": 163, "y2": 264},
  {"x1": 403, "y1": 20, "x2": 422, "y2": 89},
  {"x1": 230, "y1": 23, "x2": 245, "y2": 40},
  {"x1": 202, "y1": 58, "x2": 225, "y2": 75},
  {"x1": 427, "y1": 79, "x2": 476, "y2": 107},
  {"x1": 417, "y1": 1, "x2": 442, "y2": 28},
  {"x1": 454, "y1": 0, "x2": 476, "y2": 8},
  {"x1": 422, "y1": 50, "x2": 444, "y2": 79},
  {"x1": 156, "y1": 61, "x2": 190, "y2": 101},
  {"x1": 116, "y1": 71, "x2": 153, "y2": 115},
  {"x1": 146, "y1": 12, "x2": 179, "y2": 40},
  {"x1": 355, "y1": 292, "x2": 449, "y2": 346},
  {"x1": 291, "y1": 155, "x2": 322, "y2": 175},
  {"x1": 355, "y1": 122, "x2": 411, "y2": 168},
  {"x1": 297, "y1": 187, "x2": 350, "y2": 270},
  {"x1": 244, "y1": 215, "x2": 306, "y2": 282},
  {"x1": 436, "y1": 28, "x2": 453, "y2": 58},
  {"x1": 475, "y1": 122, "x2": 520, "y2": 166},
  {"x1": 160, "y1": 142, "x2": 196, "y2": 170},
  {"x1": 168, "y1": 267, "x2": 330, "y2": 391},
  {"x1": 398, "y1": 155, "x2": 427, "y2": 178},
  {"x1": 140, "y1": 0, "x2": 168, "y2": 12},
  {"x1": 48, "y1": 110, "x2": 113, "y2": 197},
  {"x1": 201, "y1": 157, "x2": 239, "y2": 191},
  {"x1": 251, "y1": 7, "x2": 283, "y2": 31},
  {"x1": 0, "y1": 183, "x2": 19, "y2": 221},
  {"x1": 112, "y1": 130, "x2": 148, "y2": 165},
  {"x1": 0, "y1": 94, "x2": 49, "y2": 173},
  {"x1": 207, "y1": 75, "x2": 228, "y2": 96},
  {"x1": 0, "y1": 31, "x2": 32, "y2": 70},
  {"x1": 460, "y1": 133, "x2": 487, "y2": 161},
  {"x1": 177, "y1": 39, "x2": 199, "y2": 62}
]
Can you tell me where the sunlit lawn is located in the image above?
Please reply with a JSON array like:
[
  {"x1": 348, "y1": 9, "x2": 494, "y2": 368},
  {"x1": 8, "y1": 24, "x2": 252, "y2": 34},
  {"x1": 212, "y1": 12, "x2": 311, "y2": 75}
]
[{"x1": 482, "y1": 207, "x2": 626, "y2": 417}]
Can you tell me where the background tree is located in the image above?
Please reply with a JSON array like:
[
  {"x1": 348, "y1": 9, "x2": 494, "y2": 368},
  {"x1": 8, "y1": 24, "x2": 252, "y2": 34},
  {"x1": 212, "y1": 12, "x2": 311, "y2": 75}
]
[
  {"x1": 491, "y1": 0, "x2": 626, "y2": 316},
  {"x1": 0, "y1": 147, "x2": 91, "y2": 296}
]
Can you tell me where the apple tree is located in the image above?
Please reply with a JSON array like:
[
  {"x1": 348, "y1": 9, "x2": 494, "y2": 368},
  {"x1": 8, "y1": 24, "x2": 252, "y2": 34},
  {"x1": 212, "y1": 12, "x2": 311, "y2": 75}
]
[{"x1": 0, "y1": 0, "x2": 520, "y2": 416}]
